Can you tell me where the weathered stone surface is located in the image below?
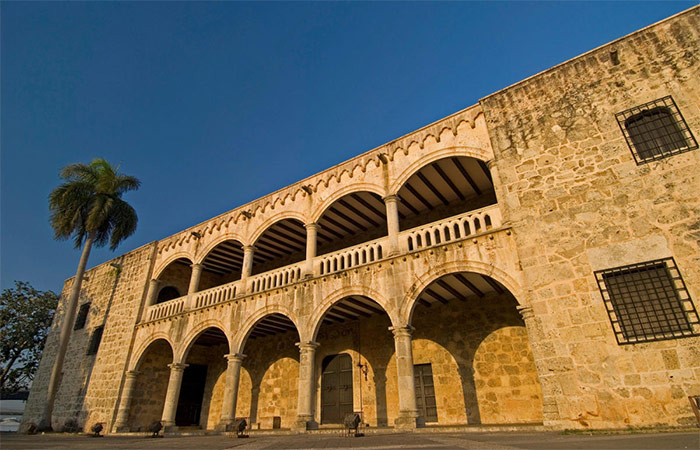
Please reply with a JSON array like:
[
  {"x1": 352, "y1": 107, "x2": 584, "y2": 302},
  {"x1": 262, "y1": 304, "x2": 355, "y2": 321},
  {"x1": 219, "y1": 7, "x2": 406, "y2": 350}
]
[{"x1": 23, "y1": 6, "x2": 700, "y2": 434}]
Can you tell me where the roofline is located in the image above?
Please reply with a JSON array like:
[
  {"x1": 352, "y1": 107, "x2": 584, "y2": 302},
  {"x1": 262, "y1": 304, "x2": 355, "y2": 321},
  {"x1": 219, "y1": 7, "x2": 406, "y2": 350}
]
[{"x1": 480, "y1": 5, "x2": 699, "y2": 102}]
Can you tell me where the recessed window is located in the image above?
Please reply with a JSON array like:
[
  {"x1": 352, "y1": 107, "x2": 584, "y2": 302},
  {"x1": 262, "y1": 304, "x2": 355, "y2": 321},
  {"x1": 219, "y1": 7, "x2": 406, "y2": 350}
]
[
  {"x1": 87, "y1": 326, "x2": 104, "y2": 355},
  {"x1": 74, "y1": 303, "x2": 91, "y2": 330},
  {"x1": 616, "y1": 96, "x2": 697, "y2": 164},
  {"x1": 595, "y1": 258, "x2": 699, "y2": 345}
]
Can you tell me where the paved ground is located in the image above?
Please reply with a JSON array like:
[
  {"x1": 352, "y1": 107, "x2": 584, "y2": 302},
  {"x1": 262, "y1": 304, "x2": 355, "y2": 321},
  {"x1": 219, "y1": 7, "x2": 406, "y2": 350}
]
[{"x1": 2, "y1": 431, "x2": 699, "y2": 450}]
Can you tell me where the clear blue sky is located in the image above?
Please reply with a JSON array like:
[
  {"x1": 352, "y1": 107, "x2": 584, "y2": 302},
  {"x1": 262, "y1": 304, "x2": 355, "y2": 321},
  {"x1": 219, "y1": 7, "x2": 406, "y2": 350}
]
[{"x1": 1, "y1": 2, "x2": 694, "y2": 294}]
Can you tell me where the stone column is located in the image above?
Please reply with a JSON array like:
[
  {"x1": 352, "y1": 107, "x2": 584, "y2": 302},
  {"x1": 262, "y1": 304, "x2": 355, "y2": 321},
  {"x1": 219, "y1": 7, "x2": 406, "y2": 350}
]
[
  {"x1": 239, "y1": 245, "x2": 255, "y2": 294},
  {"x1": 188, "y1": 264, "x2": 204, "y2": 295},
  {"x1": 390, "y1": 326, "x2": 422, "y2": 429},
  {"x1": 161, "y1": 363, "x2": 188, "y2": 430},
  {"x1": 384, "y1": 195, "x2": 401, "y2": 256},
  {"x1": 146, "y1": 279, "x2": 161, "y2": 306},
  {"x1": 141, "y1": 279, "x2": 161, "y2": 321},
  {"x1": 304, "y1": 223, "x2": 319, "y2": 277},
  {"x1": 113, "y1": 370, "x2": 139, "y2": 432},
  {"x1": 294, "y1": 341, "x2": 320, "y2": 430},
  {"x1": 217, "y1": 353, "x2": 245, "y2": 431},
  {"x1": 517, "y1": 305, "x2": 559, "y2": 427}
]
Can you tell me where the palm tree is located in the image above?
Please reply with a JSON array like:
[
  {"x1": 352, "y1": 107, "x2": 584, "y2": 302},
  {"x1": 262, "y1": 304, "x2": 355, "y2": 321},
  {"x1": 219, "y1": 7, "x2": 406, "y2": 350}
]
[{"x1": 40, "y1": 158, "x2": 140, "y2": 430}]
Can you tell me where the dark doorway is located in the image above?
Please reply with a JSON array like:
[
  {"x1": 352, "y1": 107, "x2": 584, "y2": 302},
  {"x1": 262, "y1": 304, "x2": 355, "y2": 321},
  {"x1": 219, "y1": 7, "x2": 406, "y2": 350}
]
[
  {"x1": 175, "y1": 364, "x2": 207, "y2": 427},
  {"x1": 414, "y1": 363, "x2": 438, "y2": 423},
  {"x1": 321, "y1": 354, "x2": 353, "y2": 424}
]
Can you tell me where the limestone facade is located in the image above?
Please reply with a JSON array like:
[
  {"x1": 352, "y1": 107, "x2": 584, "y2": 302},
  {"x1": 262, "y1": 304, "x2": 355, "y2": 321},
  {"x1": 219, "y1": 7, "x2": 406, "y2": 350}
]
[{"x1": 23, "y1": 7, "x2": 700, "y2": 433}]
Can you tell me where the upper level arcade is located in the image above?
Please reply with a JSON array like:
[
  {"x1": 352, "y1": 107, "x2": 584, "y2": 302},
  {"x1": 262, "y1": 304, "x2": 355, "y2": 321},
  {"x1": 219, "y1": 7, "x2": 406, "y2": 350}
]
[{"x1": 142, "y1": 104, "x2": 503, "y2": 322}]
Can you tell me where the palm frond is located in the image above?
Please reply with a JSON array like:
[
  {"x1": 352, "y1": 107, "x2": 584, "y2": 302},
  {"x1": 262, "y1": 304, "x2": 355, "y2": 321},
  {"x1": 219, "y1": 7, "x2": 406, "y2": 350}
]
[{"x1": 49, "y1": 158, "x2": 140, "y2": 250}]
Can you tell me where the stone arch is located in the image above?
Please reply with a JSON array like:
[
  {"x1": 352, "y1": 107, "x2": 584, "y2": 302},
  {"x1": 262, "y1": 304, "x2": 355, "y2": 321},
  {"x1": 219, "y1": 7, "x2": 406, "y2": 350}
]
[
  {"x1": 129, "y1": 333, "x2": 175, "y2": 371},
  {"x1": 232, "y1": 305, "x2": 301, "y2": 354},
  {"x1": 310, "y1": 183, "x2": 386, "y2": 224},
  {"x1": 176, "y1": 320, "x2": 231, "y2": 363},
  {"x1": 389, "y1": 146, "x2": 492, "y2": 195},
  {"x1": 195, "y1": 233, "x2": 247, "y2": 265},
  {"x1": 153, "y1": 252, "x2": 194, "y2": 280},
  {"x1": 305, "y1": 286, "x2": 399, "y2": 342},
  {"x1": 399, "y1": 260, "x2": 525, "y2": 326},
  {"x1": 248, "y1": 210, "x2": 308, "y2": 246}
]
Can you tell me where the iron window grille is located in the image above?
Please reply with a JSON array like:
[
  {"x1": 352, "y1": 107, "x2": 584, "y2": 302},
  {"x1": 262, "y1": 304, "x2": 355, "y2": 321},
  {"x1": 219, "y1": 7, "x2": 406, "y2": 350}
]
[
  {"x1": 595, "y1": 258, "x2": 699, "y2": 345},
  {"x1": 616, "y1": 96, "x2": 697, "y2": 164},
  {"x1": 87, "y1": 326, "x2": 104, "y2": 355},
  {"x1": 74, "y1": 303, "x2": 91, "y2": 330}
]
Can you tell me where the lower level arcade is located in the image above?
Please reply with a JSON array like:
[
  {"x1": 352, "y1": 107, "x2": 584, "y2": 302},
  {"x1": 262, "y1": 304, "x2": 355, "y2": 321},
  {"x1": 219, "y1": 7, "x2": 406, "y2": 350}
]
[{"x1": 120, "y1": 271, "x2": 543, "y2": 431}]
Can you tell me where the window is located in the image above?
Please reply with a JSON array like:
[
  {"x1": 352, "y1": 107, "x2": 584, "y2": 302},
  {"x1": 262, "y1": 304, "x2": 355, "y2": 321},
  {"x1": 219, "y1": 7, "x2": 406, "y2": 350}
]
[
  {"x1": 86, "y1": 326, "x2": 104, "y2": 355},
  {"x1": 74, "y1": 303, "x2": 91, "y2": 330},
  {"x1": 616, "y1": 96, "x2": 697, "y2": 164},
  {"x1": 595, "y1": 258, "x2": 699, "y2": 345}
]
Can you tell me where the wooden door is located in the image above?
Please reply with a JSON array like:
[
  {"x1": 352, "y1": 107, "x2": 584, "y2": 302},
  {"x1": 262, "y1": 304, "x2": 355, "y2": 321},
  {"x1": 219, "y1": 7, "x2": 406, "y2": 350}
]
[
  {"x1": 321, "y1": 354, "x2": 354, "y2": 424},
  {"x1": 175, "y1": 364, "x2": 207, "y2": 426},
  {"x1": 414, "y1": 363, "x2": 438, "y2": 423}
]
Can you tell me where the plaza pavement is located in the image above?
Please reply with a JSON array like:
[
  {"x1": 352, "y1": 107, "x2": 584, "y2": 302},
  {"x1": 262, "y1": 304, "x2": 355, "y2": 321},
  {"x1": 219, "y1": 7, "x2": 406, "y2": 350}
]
[{"x1": 1, "y1": 431, "x2": 699, "y2": 450}]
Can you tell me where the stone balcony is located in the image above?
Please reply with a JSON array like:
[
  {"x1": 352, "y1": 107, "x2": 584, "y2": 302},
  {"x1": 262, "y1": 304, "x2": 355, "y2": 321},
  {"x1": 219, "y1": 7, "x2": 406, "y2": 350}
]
[{"x1": 142, "y1": 204, "x2": 504, "y2": 324}]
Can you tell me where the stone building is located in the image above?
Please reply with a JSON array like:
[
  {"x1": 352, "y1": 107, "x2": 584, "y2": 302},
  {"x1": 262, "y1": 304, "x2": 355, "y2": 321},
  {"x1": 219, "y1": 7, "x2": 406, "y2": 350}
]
[{"x1": 23, "y1": 6, "x2": 700, "y2": 433}]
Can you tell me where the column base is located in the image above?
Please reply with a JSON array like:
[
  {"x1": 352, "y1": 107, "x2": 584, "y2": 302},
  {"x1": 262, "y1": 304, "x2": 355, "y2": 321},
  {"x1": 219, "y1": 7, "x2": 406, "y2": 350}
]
[
  {"x1": 394, "y1": 410, "x2": 424, "y2": 430},
  {"x1": 293, "y1": 415, "x2": 318, "y2": 431},
  {"x1": 162, "y1": 424, "x2": 179, "y2": 433}
]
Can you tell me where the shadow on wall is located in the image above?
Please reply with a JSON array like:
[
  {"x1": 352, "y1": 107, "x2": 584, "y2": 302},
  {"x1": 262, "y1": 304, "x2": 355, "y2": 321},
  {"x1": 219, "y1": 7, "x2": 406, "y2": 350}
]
[
  {"x1": 237, "y1": 330, "x2": 300, "y2": 429},
  {"x1": 128, "y1": 339, "x2": 173, "y2": 431},
  {"x1": 410, "y1": 292, "x2": 543, "y2": 425}
]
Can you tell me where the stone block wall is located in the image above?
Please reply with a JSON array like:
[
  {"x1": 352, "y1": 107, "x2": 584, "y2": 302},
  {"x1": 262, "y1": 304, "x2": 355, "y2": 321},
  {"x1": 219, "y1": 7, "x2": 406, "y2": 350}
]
[
  {"x1": 128, "y1": 339, "x2": 172, "y2": 430},
  {"x1": 23, "y1": 242, "x2": 156, "y2": 431},
  {"x1": 481, "y1": 7, "x2": 700, "y2": 428}
]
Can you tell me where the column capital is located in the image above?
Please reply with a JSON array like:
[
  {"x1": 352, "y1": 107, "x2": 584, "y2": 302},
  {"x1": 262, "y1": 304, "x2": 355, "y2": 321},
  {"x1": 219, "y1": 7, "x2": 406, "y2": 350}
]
[
  {"x1": 150, "y1": 278, "x2": 161, "y2": 286},
  {"x1": 168, "y1": 363, "x2": 188, "y2": 372},
  {"x1": 304, "y1": 222, "x2": 320, "y2": 231},
  {"x1": 190, "y1": 263, "x2": 203, "y2": 270},
  {"x1": 125, "y1": 370, "x2": 140, "y2": 379},
  {"x1": 389, "y1": 325, "x2": 415, "y2": 338},
  {"x1": 485, "y1": 159, "x2": 497, "y2": 169},
  {"x1": 225, "y1": 353, "x2": 246, "y2": 363},
  {"x1": 383, "y1": 194, "x2": 400, "y2": 203},
  {"x1": 296, "y1": 341, "x2": 320, "y2": 352},
  {"x1": 242, "y1": 245, "x2": 256, "y2": 253},
  {"x1": 516, "y1": 305, "x2": 535, "y2": 321}
]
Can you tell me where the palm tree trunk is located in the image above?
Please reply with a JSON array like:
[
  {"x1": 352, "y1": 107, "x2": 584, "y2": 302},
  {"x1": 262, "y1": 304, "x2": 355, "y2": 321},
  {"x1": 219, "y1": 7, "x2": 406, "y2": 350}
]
[{"x1": 39, "y1": 231, "x2": 96, "y2": 431}]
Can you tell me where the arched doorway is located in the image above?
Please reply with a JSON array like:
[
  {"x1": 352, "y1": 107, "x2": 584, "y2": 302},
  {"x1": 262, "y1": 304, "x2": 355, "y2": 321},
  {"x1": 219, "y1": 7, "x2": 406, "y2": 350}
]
[
  {"x1": 237, "y1": 313, "x2": 300, "y2": 430},
  {"x1": 127, "y1": 339, "x2": 173, "y2": 431},
  {"x1": 178, "y1": 327, "x2": 230, "y2": 429},
  {"x1": 406, "y1": 271, "x2": 543, "y2": 425},
  {"x1": 312, "y1": 295, "x2": 395, "y2": 427}
]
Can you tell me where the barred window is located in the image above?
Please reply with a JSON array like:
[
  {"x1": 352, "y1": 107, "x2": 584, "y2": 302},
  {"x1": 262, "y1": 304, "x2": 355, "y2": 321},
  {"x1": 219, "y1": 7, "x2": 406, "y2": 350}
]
[
  {"x1": 595, "y1": 258, "x2": 699, "y2": 344},
  {"x1": 87, "y1": 326, "x2": 104, "y2": 355},
  {"x1": 74, "y1": 303, "x2": 91, "y2": 330},
  {"x1": 616, "y1": 96, "x2": 697, "y2": 164}
]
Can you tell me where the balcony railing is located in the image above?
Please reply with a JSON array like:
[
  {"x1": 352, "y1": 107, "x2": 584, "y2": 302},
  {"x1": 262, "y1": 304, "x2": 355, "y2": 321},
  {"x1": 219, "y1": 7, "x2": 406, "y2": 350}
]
[
  {"x1": 248, "y1": 261, "x2": 304, "y2": 294},
  {"x1": 147, "y1": 296, "x2": 186, "y2": 321},
  {"x1": 317, "y1": 237, "x2": 386, "y2": 276},
  {"x1": 401, "y1": 205, "x2": 502, "y2": 252},
  {"x1": 143, "y1": 204, "x2": 503, "y2": 322},
  {"x1": 193, "y1": 280, "x2": 240, "y2": 309}
]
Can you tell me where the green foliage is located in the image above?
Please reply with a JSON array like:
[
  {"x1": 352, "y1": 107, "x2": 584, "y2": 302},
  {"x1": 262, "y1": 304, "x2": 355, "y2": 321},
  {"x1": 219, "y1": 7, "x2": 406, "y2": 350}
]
[
  {"x1": 0, "y1": 281, "x2": 59, "y2": 394},
  {"x1": 49, "y1": 158, "x2": 141, "y2": 251}
]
